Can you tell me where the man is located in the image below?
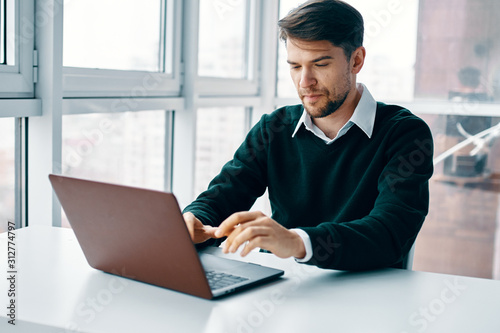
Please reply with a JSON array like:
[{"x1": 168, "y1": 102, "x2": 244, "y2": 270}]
[{"x1": 183, "y1": 0, "x2": 434, "y2": 270}]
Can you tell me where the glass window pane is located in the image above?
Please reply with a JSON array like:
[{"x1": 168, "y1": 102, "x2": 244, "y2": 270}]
[
  {"x1": 198, "y1": 0, "x2": 248, "y2": 78},
  {"x1": 415, "y1": 0, "x2": 500, "y2": 102},
  {"x1": 0, "y1": 118, "x2": 15, "y2": 233},
  {"x1": 194, "y1": 107, "x2": 248, "y2": 197},
  {"x1": 0, "y1": 0, "x2": 5, "y2": 64},
  {"x1": 278, "y1": 0, "x2": 500, "y2": 104},
  {"x1": 63, "y1": 0, "x2": 163, "y2": 72},
  {"x1": 353, "y1": 0, "x2": 418, "y2": 102},
  {"x1": 414, "y1": 113, "x2": 500, "y2": 280},
  {"x1": 62, "y1": 111, "x2": 167, "y2": 227},
  {"x1": 276, "y1": 0, "x2": 304, "y2": 98},
  {"x1": 1, "y1": 0, "x2": 15, "y2": 66},
  {"x1": 277, "y1": 0, "x2": 500, "y2": 280},
  {"x1": 277, "y1": 0, "x2": 418, "y2": 100}
]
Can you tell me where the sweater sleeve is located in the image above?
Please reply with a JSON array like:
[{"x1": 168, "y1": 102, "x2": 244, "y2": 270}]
[
  {"x1": 183, "y1": 114, "x2": 270, "y2": 245},
  {"x1": 300, "y1": 116, "x2": 434, "y2": 270}
]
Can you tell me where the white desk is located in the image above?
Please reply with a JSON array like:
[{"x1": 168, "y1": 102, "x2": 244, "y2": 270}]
[{"x1": 1, "y1": 226, "x2": 500, "y2": 333}]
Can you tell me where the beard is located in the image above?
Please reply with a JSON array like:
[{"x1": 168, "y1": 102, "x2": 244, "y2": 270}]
[
  {"x1": 308, "y1": 92, "x2": 350, "y2": 118},
  {"x1": 300, "y1": 72, "x2": 352, "y2": 119}
]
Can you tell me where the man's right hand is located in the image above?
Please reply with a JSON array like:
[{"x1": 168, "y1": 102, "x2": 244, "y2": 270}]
[{"x1": 183, "y1": 212, "x2": 218, "y2": 244}]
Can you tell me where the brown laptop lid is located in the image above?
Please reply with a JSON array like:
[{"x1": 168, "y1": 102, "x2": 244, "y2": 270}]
[{"x1": 49, "y1": 174, "x2": 213, "y2": 299}]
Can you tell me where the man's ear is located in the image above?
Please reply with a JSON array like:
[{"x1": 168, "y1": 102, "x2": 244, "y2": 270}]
[{"x1": 351, "y1": 46, "x2": 366, "y2": 74}]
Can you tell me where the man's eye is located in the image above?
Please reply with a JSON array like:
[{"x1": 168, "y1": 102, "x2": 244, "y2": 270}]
[
  {"x1": 316, "y1": 63, "x2": 328, "y2": 67},
  {"x1": 290, "y1": 65, "x2": 301, "y2": 70}
]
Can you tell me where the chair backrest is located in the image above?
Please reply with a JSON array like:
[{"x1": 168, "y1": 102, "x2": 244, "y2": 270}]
[{"x1": 403, "y1": 243, "x2": 416, "y2": 270}]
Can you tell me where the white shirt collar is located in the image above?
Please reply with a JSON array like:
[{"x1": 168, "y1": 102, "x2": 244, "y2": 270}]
[{"x1": 291, "y1": 83, "x2": 377, "y2": 144}]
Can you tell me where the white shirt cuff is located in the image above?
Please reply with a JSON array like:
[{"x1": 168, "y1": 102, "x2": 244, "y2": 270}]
[{"x1": 290, "y1": 228, "x2": 313, "y2": 262}]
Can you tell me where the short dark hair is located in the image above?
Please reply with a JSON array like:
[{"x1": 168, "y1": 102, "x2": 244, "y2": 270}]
[{"x1": 278, "y1": 0, "x2": 364, "y2": 59}]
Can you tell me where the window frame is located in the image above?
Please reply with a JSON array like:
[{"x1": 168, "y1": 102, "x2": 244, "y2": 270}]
[
  {"x1": 14, "y1": 117, "x2": 27, "y2": 229},
  {"x1": 0, "y1": 0, "x2": 34, "y2": 98},
  {"x1": 0, "y1": 0, "x2": 36, "y2": 230}
]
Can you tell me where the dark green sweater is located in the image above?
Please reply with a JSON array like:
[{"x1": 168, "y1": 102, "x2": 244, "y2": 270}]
[{"x1": 184, "y1": 103, "x2": 434, "y2": 270}]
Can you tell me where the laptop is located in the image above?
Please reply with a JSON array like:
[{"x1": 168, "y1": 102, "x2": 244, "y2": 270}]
[{"x1": 49, "y1": 174, "x2": 284, "y2": 300}]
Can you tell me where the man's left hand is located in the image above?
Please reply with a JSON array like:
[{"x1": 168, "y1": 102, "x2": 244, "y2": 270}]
[{"x1": 214, "y1": 211, "x2": 306, "y2": 259}]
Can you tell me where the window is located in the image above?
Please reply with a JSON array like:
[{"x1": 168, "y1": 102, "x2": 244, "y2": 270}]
[
  {"x1": 180, "y1": 0, "x2": 264, "y2": 203},
  {"x1": 198, "y1": 0, "x2": 248, "y2": 79},
  {"x1": 20, "y1": 0, "x2": 181, "y2": 228},
  {"x1": 0, "y1": 0, "x2": 15, "y2": 66},
  {"x1": 10, "y1": 0, "x2": 500, "y2": 281},
  {"x1": 63, "y1": 0, "x2": 162, "y2": 72},
  {"x1": 414, "y1": 0, "x2": 500, "y2": 103},
  {"x1": 62, "y1": 111, "x2": 169, "y2": 190},
  {"x1": 0, "y1": 0, "x2": 6, "y2": 65},
  {"x1": 412, "y1": 0, "x2": 500, "y2": 280},
  {"x1": 62, "y1": 0, "x2": 180, "y2": 97},
  {"x1": 62, "y1": 110, "x2": 171, "y2": 228},
  {"x1": 195, "y1": 0, "x2": 260, "y2": 96},
  {"x1": 194, "y1": 107, "x2": 249, "y2": 196},
  {"x1": 0, "y1": 118, "x2": 15, "y2": 233},
  {"x1": 0, "y1": 0, "x2": 34, "y2": 231},
  {"x1": 276, "y1": 0, "x2": 302, "y2": 99},
  {"x1": 277, "y1": 0, "x2": 418, "y2": 101},
  {"x1": 0, "y1": 0, "x2": 34, "y2": 97},
  {"x1": 415, "y1": 113, "x2": 500, "y2": 279},
  {"x1": 276, "y1": 0, "x2": 500, "y2": 280}
]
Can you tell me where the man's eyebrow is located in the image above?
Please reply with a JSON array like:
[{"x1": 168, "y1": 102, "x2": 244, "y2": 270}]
[
  {"x1": 311, "y1": 56, "x2": 333, "y2": 62},
  {"x1": 287, "y1": 56, "x2": 333, "y2": 65}
]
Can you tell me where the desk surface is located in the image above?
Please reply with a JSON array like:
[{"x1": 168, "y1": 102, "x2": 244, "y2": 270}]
[{"x1": 1, "y1": 226, "x2": 500, "y2": 333}]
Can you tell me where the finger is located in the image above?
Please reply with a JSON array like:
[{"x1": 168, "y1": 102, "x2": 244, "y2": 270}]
[
  {"x1": 221, "y1": 225, "x2": 244, "y2": 253},
  {"x1": 216, "y1": 211, "x2": 260, "y2": 238},
  {"x1": 186, "y1": 222, "x2": 196, "y2": 240},
  {"x1": 222, "y1": 221, "x2": 266, "y2": 253},
  {"x1": 183, "y1": 212, "x2": 197, "y2": 224},
  {"x1": 203, "y1": 225, "x2": 218, "y2": 238},
  {"x1": 215, "y1": 211, "x2": 264, "y2": 238},
  {"x1": 226, "y1": 226, "x2": 269, "y2": 253},
  {"x1": 183, "y1": 213, "x2": 198, "y2": 235},
  {"x1": 240, "y1": 236, "x2": 271, "y2": 257}
]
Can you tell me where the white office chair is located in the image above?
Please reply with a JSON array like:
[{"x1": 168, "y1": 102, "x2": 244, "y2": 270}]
[{"x1": 403, "y1": 243, "x2": 416, "y2": 270}]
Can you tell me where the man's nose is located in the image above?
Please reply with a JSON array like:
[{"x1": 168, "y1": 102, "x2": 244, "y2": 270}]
[{"x1": 299, "y1": 68, "x2": 317, "y2": 88}]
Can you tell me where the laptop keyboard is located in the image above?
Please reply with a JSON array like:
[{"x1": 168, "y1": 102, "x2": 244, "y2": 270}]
[{"x1": 205, "y1": 270, "x2": 249, "y2": 290}]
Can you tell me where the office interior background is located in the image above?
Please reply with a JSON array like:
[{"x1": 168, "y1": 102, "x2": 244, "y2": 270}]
[{"x1": 1, "y1": 0, "x2": 500, "y2": 280}]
